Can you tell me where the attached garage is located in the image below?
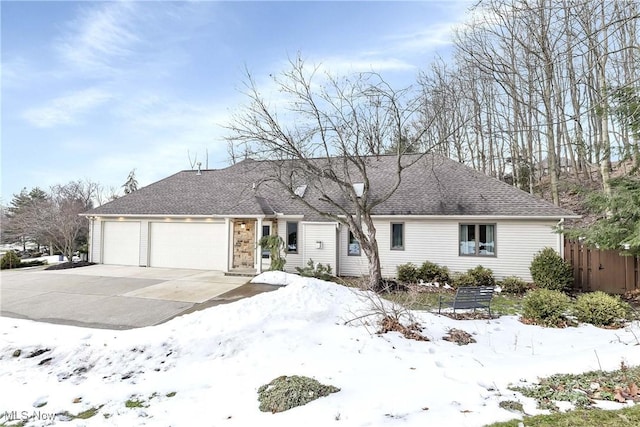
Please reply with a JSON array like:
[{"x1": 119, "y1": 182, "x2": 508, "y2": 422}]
[
  {"x1": 102, "y1": 221, "x2": 141, "y2": 266},
  {"x1": 149, "y1": 221, "x2": 226, "y2": 270}
]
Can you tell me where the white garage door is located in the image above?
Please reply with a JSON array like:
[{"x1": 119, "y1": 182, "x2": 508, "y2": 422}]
[
  {"x1": 149, "y1": 222, "x2": 226, "y2": 270},
  {"x1": 102, "y1": 221, "x2": 141, "y2": 266}
]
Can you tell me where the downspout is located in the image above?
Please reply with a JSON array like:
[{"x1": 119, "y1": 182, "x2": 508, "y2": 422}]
[{"x1": 557, "y1": 218, "x2": 565, "y2": 258}]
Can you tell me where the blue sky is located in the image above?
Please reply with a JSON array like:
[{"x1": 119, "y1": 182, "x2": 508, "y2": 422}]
[{"x1": 1, "y1": 0, "x2": 471, "y2": 203}]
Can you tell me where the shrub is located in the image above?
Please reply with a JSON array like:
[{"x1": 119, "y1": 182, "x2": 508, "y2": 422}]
[
  {"x1": 573, "y1": 291, "x2": 631, "y2": 327},
  {"x1": 295, "y1": 259, "x2": 333, "y2": 280},
  {"x1": 467, "y1": 265, "x2": 495, "y2": 287},
  {"x1": 1, "y1": 251, "x2": 21, "y2": 270},
  {"x1": 529, "y1": 247, "x2": 573, "y2": 291},
  {"x1": 522, "y1": 288, "x2": 571, "y2": 327},
  {"x1": 451, "y1": 265, "x2": 495, "y2": 288},
  {"x1": 417, "y1": 261, "x2": 450, "y2": 284},
  {"x1": 499, "y1": 276, "x2": 530, "y2": 295},
  {"x1": 396, "y1": 263, "x2": 419, "y2": 284},
  {"x1": 451, "y1": 272, "x2": 476, "y2": 288},
  {"x1": 259, "y1": 235, "x2": 286, "y2": 271},
  {"x1": 257, "y1": 375, "x2": 340, "y2": 413}
]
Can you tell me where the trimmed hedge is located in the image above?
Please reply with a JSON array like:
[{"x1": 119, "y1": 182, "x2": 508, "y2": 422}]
[
  {"x1": 573, "y1": 291, "x2": 631, "y2": 327},
  {"x1": 522, "y1": 288, "x2": 571, "y2": 327},
  {"x1": 529, "y1": 247, "x2": 573, "y2": 291},
  {"x1": 499, "y1": 276, "x2": 530, "y2": 295}
]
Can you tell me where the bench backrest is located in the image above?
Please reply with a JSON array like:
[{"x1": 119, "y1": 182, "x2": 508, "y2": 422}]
[{"x1": 452, "y1": 286, "x2": 495, "y2": 307}]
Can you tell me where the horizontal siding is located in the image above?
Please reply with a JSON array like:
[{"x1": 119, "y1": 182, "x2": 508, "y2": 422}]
[
  {"x1": 278, "y1": 219, "x2": 303, "y2": 273},
  {"x1": 302, "y1": 223, "x2": 337, "y2": 272},
  {"x1": 90, "y1": 219, "x2": 101, "y2": 263},
  {"x1": 338, "y1": 224, "x2": 368, "y2": 276},
  {"x1": 338, "y1": 219, "x2": 560, "y2": 282}
]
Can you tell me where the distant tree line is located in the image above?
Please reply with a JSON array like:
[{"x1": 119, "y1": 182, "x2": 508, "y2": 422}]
[
  {"x1": 1, "y1": 170, "x2": 138, "y2": 265},
  {"x1": 414, "y1": 0, "x2": 639, "y2": 202}
]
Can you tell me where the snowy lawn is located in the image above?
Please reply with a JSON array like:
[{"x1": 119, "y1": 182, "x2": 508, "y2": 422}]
[{"x1": 1, "y1": 272, "x2": 639, "y2": 426}]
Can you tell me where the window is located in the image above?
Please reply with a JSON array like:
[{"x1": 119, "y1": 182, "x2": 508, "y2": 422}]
[
  {"x1": 391, "y1": 223, "x2": 404, "y2": 250},
  {"x1": 459, "y1": 224, "x2": 496, "y2": 256},
  {"x1": 348, "y1": 231, "x2": 361, "y2": 256},
  {"x1": 286, "y1": 222, "x2": 298, "y2": 253},
  {"x1": 293, "y1": 185, "x2": 307, "y2": 197},
  {"x1": 261, "y1": 225, "x2": 271, "y2": 259},
  {"x1": 353, "y1": 182, "x2": 364, "y2": 198}
]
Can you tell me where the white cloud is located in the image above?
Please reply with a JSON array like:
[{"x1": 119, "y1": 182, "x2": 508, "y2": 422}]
[
  {"x1": 22, "y1": 88, "x2": 113, "y2": 128},
  {"x1": 386, "y1": 23, "x2": 459, "y2": 53},
  {"x1": 55, "y1": 2, "x2": 141, "y2": 75},
  {"x1": 315, "y1": 56, "x2": 416, "y2": 75}
]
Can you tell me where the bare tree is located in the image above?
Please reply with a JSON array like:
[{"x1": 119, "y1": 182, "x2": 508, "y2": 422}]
[
  {"x1": 226, "y1": 57, "x2": 454, "y2": 291},
  {"x1": 34, "y1": 181, "x2": 98, "y2": 265},
  {"x1": 3, "y1": 187, "x2": 49, "y2": 250}
]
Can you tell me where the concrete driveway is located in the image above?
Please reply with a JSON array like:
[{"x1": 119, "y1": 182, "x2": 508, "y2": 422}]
[{"x1": 0, "y1": 265, "x2": 275, "y2": 329}]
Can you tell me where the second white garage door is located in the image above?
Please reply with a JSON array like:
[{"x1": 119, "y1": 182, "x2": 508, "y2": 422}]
[{"x1": 149, "y1": 222, "x2": 226, "y2": 270}]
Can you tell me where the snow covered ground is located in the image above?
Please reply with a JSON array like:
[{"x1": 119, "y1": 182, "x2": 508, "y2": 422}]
[{"x1": 1, "y1": 272, "x2": 639, "y2": 426}]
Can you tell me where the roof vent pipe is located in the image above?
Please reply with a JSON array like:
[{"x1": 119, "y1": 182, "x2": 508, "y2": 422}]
[{"x1": 196, "y1": 162, "x2": 202, "y2": 176}]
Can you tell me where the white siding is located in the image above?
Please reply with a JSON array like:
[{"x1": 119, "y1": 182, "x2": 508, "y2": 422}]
[
  {"x1": 278, "y1": 219, "x2": 303, "y2": 272},
  {"x1": 89, "y1": 218, "x2": 102, "y2": 263},
  {"x1": 338, "y1": 224, "x2": 368, "y2": 277},
  {"x1": 301, "y1": 222, "x2": 337, "y2": 272},
  {"x1": 338, "y1": 218, "x2": 560, "y2": 282}
]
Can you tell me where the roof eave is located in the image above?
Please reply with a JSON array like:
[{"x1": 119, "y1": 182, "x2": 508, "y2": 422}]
[{"x1": 369, "y1": 214, "x2": 581, "y2": 220}]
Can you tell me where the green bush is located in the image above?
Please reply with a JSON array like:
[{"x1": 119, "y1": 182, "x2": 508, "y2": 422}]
[
  {"x1": 396, "y1": 263, "x2": 419, "y2": 284},
  {"x1": 467, "y1": 265, "x2": 495, "y2": 286},
  {"x1": 522, "y1": 288, "x2": 571, "y2": 327},
  {"x1": 573, "y1": 291, "x2": 631, "y2": 327},
  {"x1": 451, "y1": 265, "x2": 495, "y2": 288},
  {"x1": 295, "y1": 259, "x2": 333, "y2": 280},
  {"x1": 257, "y1": 375, "x2": 340, "y2": 413},
  {"x1": 499, "y1": 276, "x2": 530, "y2": 295},
  {"x1": 259, "y1": 235, "x2": 286, "y2": 271},
  {"x1": 1, "y1": 251, "x2": 21, "y2": 270},
  {"x1": 529, "y1": 247, "x2": 573, "y2": 291},
  {"x1": 451, "y1": 272, "x2": 476, "y2": 288},
  {"x1": 417, "y1": 261, "x2": 450, "y2": 284}
]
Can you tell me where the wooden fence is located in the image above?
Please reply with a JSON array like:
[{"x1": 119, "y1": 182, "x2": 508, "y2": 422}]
[{"x1": 564, "y1": 240, "x2": 640, "y2": 294}]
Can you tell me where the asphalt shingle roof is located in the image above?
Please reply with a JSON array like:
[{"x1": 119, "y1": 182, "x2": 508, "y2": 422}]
[{"x1": 86, "y1": 154, "x2": 577, "y2": 219}]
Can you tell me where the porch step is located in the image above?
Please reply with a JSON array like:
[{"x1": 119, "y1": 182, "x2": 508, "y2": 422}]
[{"x1": 224, "y1": 269, "x2": 257, "y2": 277}]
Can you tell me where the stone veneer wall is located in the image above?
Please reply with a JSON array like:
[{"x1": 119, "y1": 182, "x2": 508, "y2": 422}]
[{"x1": 233, "y1": 220, "x2": 255, "y2": 268}]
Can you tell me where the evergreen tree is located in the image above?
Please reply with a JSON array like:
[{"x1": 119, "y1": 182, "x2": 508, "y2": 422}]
[
  {"x1": 565, "y1": 176, "x2": 640, "y2": 255},
  {"x1": 122, "y1": 169, "x2": 138, "y2": 194}
]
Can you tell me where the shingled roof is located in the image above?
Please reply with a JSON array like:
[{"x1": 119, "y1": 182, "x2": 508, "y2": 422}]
[{"x1": 86, "y1": 154, "x2": 577, "y2": 219}]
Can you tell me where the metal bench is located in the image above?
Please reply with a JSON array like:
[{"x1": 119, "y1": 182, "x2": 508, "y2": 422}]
[{"x1": 438, "y1": 286, "x2": 495, "y2": 316}]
